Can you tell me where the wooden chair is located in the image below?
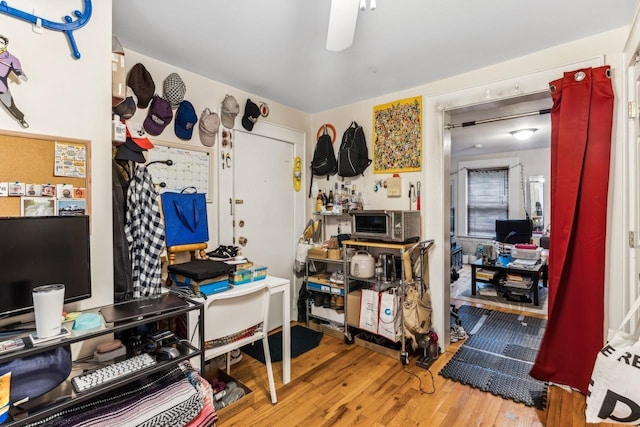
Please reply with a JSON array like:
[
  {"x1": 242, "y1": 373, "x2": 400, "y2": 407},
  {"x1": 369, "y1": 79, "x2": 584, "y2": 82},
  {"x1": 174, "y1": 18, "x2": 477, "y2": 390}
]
[
  {"x1": 202, "y1": 281, "x2": 277, "y2": 404},
  {"x1": 166, "y1": 242, "x2": 208, "y2": 286}
]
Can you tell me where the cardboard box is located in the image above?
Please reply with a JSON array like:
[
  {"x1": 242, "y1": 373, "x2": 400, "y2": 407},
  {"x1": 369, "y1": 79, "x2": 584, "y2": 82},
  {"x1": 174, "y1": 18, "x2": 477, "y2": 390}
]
[
  {"x1": 310, "y1": 305, "x2": 344, "y2": 323},
  {"x1": 111, "y1": 52, "x2": 126, "y2": 106},
  {"x1": 355, "y1": 333, "x2": 401, "y2": 360},
  {"x1": 346, "y1": 290, "x2": 361, "y2": 327},
  {"x1": 205, "y1": 367, "x2": 254, "y2": 419}
]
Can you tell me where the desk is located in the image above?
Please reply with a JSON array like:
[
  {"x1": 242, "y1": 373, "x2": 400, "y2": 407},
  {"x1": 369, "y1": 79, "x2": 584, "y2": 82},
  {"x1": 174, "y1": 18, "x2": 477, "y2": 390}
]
[
  {"x1": 188, "y1": 275, "x2": 291, "y2": 384},
  {"x1": 471, "y1": 259, "x2": 547, "y2": 306}
]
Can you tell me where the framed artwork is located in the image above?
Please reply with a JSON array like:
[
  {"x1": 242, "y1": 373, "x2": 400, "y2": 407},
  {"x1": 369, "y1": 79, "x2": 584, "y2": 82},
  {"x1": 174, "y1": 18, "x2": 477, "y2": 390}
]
[
  {"x1": 373, "y1": 96, "x2": 422, "y2": 173},
  {"x1": 21, "y1": 197, "x2": 56, "y2": 216}
]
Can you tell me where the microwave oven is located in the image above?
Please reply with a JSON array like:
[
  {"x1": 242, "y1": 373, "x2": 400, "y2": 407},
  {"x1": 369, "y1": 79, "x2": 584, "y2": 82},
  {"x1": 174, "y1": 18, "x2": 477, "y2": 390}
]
[{"x1": 350, "y1": 210, "x2": 421, "y2": 243}]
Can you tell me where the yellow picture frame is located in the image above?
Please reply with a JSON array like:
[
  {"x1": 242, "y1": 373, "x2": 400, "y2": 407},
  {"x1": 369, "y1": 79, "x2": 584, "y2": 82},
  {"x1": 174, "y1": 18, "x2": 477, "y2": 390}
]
[{"x1": 372, "y1": 96, "x2": 422, "y2": 173}]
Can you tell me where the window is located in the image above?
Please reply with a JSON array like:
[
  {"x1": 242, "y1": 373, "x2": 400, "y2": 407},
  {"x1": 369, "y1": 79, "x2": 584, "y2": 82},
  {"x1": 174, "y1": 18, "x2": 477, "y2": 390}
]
[{"x1": 467, "y1": 167, "x2": 508, "y2": 237}]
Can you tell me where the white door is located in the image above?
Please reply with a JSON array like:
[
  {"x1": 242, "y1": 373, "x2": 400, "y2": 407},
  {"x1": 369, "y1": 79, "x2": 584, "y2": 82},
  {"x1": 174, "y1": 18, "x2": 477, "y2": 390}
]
[{"x1": 233, "y1": 130, "x2": 295, "y2": 330}]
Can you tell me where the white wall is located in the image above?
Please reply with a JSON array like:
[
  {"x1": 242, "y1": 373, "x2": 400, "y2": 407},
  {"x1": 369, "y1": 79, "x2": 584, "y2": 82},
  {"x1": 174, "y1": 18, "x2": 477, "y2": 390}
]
[{"x1": 0, "y1": 1, "x2": 113, "y2": 317}]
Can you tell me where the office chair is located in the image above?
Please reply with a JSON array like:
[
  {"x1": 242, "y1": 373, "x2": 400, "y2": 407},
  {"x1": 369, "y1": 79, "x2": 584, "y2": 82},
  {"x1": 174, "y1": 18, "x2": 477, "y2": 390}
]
[{"x1": 202, "y1": 281, "x2": 277, "y2": 404}]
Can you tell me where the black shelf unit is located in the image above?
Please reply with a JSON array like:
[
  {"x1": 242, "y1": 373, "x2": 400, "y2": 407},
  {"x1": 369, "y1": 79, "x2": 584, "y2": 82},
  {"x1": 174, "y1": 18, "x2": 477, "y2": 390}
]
[{"x1": 1, "y1": 298, "x2": 204, "y2": 426}]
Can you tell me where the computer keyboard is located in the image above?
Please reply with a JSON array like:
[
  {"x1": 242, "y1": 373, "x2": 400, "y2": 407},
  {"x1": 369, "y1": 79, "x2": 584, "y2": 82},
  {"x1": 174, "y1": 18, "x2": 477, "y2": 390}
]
[{"x1": 71, "y1": 353, "x2": 158, "y2": 393}]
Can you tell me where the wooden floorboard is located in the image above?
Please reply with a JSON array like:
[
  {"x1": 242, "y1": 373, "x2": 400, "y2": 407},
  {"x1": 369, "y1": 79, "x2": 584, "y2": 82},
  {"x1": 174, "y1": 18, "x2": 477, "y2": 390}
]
[{"x1": 215, "y1": 300, "x2": 615, "y2": 427}]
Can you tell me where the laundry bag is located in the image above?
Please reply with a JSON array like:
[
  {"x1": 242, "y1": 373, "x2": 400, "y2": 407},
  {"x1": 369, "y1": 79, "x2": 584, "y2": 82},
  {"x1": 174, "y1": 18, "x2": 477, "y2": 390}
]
[{"x1": 585, "y1": 295, "x2": 640, "y2": 424}]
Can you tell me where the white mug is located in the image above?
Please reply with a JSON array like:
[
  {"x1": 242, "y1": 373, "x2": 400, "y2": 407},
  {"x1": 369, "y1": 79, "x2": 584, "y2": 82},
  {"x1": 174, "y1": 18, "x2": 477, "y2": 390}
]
[{"x1": 32, "y1": 284, "x2": 65, "y2": 339}]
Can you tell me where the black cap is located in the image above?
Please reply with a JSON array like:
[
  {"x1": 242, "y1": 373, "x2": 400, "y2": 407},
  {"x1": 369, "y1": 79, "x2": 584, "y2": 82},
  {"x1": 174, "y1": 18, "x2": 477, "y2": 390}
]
[
  {"x1": 241, "y1": 98, "x2": 261, "y2": 131},
  {"x1": 115, "y1": 138, "x2": 146, "y2": 163}
]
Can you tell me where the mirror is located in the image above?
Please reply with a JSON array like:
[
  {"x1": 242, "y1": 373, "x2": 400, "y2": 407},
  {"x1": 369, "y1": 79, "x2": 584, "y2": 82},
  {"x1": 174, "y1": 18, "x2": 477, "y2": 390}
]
[{"x1": 527, "y1": 175, "x2": 545, "y2": 234}]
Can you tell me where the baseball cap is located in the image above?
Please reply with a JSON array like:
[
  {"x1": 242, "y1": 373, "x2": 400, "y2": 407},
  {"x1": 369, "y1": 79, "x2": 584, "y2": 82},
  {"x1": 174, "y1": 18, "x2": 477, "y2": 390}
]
[
  {"x1": 220, "y1": 94, "x2": 240, "y2": 129},
  {"x1": 127, "y1": 63, "x2": 155, "y2": 108},
  {"x1": 174, "y1": 100, "x2": 198, "y2": 140},
  {"x1": 125, "y1": 120, "x2": 154, "y2": 149},
  {"x1": 112, "y1": 88, "x2": 137, "y2": 120},
  {"x1": 163, "y1": 73, "x2": 186, "y2": 110},
  {"x1": 143, "y1": 95, "x2": 173, "y2": 136},
  {"x1": 242, "y1": 98, "x2": 261, "y2": 131},
  {"x1": 115, "y1": 138, "x2": 146, "y2": 163},
  {"x1": 199, "y1": 108, "x2": 220, "y2": 147}
]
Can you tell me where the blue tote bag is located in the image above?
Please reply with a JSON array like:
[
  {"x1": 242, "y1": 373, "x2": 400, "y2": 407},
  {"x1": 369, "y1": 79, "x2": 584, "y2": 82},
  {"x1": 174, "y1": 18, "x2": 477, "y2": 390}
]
[{"x1": 161, "y1": 187, "x2": 209, "y2": 246}]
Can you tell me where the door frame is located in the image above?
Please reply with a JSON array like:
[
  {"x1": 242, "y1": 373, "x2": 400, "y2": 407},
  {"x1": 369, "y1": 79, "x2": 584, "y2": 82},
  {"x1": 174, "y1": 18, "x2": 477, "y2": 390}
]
[
  {"x1": 426, "y1": 56, "x2": 606, "y2": 349},
  {"x1": 217, "y1": 120, "x2": 306, "y2": 319}
]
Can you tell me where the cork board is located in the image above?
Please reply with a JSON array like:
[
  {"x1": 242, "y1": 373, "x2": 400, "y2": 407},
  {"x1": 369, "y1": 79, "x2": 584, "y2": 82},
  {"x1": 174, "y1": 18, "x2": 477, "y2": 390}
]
[{"x1": 0, "y1": 131, "x2": 91, "y2": 217}]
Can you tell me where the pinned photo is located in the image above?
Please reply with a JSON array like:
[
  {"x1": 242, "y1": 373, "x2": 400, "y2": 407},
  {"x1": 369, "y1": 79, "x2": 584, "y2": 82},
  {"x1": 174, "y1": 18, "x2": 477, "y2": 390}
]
[
  {"x1": 0, "y1": 182, "x2": 8, "y2": 197},
  {"x1": 26, "y1": 184, "x2": 42, "y2": 197},
  {"x1": 73, "y1": 187, "x2": 86, "y2": 199},
  {"x1": 58, "y1": 199, "x2": 85, "y2": 216},
  {"x1": 56, "y1": 183, "x2": 74, "y2": 199},
  {"x1": 42, "y1": 184, "x2": 56, "y2": 197},
  {"x1": 21, "y1": 197, "x2": 56, "y2": 216},
  {"x1": 8, "y1": 182, "x2": 25, "y2": 196}
]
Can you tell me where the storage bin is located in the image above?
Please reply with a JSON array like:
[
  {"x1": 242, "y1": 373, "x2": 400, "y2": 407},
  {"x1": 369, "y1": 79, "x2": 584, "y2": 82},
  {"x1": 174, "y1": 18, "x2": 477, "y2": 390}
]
[
  {"x1": 512, "y1": 247, "x2": 541, "y2": 260},
  {"x1": 252, "y1": 266, "x2": 267, "y2": 281},
  {"x1": 229, "y1": 269, "x2": 252, "y2": 285}
]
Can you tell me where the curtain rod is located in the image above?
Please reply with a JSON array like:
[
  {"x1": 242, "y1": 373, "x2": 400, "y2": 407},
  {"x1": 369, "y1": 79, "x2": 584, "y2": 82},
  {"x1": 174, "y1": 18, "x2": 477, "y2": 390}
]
[{"x1": 445, "y1": 108, "x2": 551, "y2": 130}]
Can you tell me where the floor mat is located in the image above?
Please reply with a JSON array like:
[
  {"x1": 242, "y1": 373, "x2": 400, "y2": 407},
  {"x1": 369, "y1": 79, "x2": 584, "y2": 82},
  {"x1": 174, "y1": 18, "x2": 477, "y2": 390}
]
[
  {"x1": 241, "y1": 325, "x2": 323, "y2": 364},
  {"x1": 440, "y1": 305, "x2": 548, "y2": 409}
]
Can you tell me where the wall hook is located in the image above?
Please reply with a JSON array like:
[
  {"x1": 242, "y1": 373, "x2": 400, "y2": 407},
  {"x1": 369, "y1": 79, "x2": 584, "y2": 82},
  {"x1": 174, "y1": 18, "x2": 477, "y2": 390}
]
[{"x1": 0, "y1": 0, "x2": 92, "y2": 59}]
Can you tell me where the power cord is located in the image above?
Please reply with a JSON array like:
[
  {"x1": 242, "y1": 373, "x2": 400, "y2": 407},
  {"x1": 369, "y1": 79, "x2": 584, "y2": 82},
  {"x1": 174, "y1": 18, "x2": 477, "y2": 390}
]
[{"x1": 403, "y1": 364, "x2": 436, "y2": 394}]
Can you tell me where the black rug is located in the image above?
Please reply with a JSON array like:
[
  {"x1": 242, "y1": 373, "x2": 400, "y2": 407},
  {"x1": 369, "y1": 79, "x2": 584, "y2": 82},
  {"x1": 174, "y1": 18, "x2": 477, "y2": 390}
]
[
  {"x1": 440, "y1": 305, "x2": 548, "y2": 409},
  {"x1": 241, "y1": 325, "x2": 323, "y2": 364}
]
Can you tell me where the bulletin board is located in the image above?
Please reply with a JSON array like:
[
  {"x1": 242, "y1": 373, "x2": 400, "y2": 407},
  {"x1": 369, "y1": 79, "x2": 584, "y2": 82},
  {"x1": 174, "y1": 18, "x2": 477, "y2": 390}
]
[
  {"x1": 0, "y1": 131, "x2": 91, "y2": 217},
  {"x1": 145, "y1": 141, "x2": 212, "y2": 202}
]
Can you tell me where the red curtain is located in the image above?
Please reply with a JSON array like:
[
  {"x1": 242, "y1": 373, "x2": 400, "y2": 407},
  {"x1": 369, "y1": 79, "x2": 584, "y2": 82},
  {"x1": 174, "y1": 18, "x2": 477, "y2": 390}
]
[{"x1": 530, "y1": 66, "x2": 614, "y2": 393}]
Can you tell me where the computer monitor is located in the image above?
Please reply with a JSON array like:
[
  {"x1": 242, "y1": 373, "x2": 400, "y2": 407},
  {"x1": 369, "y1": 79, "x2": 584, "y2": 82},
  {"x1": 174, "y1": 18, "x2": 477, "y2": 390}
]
[
  {"x1": 495, "y1": 219, "x2": 533, "y2": 244},
  {"x1": 0, "y1": 215, "x2": 92, "y2": 319}
]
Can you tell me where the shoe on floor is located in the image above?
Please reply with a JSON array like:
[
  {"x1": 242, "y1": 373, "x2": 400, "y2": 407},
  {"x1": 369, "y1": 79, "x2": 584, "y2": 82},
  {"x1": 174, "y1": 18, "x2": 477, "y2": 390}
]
[{"x1": 212, "y1": 349, "x2": 243, "y2": 370}]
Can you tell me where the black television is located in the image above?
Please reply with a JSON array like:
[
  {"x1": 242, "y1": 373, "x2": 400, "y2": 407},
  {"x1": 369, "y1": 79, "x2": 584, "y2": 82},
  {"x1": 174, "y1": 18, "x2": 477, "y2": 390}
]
[
  {"x1": 495, "y1": 219, "x2": 533, "y2": 244},
  {"x1": 0, "y1": 215, "x2": 92, "y2": 319}
]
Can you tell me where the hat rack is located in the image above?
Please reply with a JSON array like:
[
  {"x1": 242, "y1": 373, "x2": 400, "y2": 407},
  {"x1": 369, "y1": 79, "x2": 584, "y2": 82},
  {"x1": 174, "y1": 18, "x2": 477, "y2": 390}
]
[{"x1": 0, "y1": 0, "x2": 92, "y2": 59}]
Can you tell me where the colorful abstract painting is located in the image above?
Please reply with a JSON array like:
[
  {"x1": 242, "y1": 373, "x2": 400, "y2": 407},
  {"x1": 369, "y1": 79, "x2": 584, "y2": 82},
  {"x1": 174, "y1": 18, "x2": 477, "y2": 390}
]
[{"x1": 373, "y1": 96, "x2": 422, "y2": 173}]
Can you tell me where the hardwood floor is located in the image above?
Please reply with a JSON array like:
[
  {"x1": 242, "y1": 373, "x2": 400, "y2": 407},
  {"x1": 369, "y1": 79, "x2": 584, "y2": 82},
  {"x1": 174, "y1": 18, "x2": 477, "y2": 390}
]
[{"x1": 214, "y1": 302, "x2": 613, "y2": 426}]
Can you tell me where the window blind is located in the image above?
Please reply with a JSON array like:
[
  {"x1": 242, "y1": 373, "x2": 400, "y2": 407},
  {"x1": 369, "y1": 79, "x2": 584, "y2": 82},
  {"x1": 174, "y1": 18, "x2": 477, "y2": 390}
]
[{"x1": 467, "y1": 167, "x2": 508, "y2": 237}]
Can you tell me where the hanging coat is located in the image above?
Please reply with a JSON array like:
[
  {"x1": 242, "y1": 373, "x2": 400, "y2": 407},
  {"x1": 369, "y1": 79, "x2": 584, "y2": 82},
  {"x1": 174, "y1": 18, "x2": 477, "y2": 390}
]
[{"x1": 124, "y1": 165, "x2": 165, "y2": 297}]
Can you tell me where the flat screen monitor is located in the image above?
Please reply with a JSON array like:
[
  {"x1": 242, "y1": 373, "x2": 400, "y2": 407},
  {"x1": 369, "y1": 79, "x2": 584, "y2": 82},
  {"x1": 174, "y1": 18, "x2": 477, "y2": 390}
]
[
  {"x1": 0, "y1": 215, "x2": 92, "y2": 319},
  {"x1": 495, "y1": 219, "x2": 533, "y2": 244}
]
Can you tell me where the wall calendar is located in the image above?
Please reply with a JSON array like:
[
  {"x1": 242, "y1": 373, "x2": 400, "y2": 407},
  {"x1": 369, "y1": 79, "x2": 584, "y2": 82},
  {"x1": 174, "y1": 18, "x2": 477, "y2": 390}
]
[{"x1": 145, "y1": 142, "x2": 212, "y2": 202}]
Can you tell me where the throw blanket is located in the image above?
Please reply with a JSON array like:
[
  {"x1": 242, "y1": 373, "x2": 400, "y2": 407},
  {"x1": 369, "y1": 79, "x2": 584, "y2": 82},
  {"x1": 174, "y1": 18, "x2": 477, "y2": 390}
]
[{"x1": 26, "y1": 362, "x2": 217, "y2": 427}]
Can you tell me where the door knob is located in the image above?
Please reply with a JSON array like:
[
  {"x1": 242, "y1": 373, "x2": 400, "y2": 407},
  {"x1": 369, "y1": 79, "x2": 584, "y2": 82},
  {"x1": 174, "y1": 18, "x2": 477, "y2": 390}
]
[{"x1": 238, "y1": 236, "x2": 248, "y2": 246}]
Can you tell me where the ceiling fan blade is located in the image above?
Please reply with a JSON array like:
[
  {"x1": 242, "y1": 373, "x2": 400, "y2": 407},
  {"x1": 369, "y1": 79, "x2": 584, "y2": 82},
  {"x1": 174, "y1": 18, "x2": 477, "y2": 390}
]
[{"x1": 326, "y1": 0, "x2": 360, "y2": 52}]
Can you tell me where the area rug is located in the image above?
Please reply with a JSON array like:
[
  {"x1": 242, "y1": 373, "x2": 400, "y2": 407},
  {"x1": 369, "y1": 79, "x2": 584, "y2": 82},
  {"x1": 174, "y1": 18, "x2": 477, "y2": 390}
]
[
  {"x1": 241, "y1": 325, "x2": 323, "y2": 364},
  {"x1": 439, "y1": 305, "x2": 548, "y2": 409},
  {"x1": 451, "y1": 265, "x2": 548, "y2": 315}
]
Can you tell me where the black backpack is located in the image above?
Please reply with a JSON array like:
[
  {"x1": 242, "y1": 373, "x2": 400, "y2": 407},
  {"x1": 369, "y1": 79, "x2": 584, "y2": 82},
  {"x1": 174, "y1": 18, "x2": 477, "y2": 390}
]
[
  {"x1": 309, "y1": 126, "x2": 337, "y2": 196},
  {"x1": 338, "y1": 121, "x2": 371, "y2": 177}
]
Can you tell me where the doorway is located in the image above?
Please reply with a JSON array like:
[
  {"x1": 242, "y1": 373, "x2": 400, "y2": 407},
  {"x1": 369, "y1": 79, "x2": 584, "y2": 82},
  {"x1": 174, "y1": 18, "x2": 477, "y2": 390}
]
[
  {"x1": 447, "y1": 93, "x2": 552, "y2": 315},
  {"x1": 218, "y1": 122, "x2": 305, "y2": 330}
]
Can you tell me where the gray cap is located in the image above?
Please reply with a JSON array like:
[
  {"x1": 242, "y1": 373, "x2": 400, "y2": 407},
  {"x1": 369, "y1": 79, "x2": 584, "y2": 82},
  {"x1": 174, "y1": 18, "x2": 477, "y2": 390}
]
[
  {"x1": 199, "y1": 108, "x2": 220, "y2": 147},
  {"x1": 220, "y1": 94, "x2": 240, "y2": 129}
]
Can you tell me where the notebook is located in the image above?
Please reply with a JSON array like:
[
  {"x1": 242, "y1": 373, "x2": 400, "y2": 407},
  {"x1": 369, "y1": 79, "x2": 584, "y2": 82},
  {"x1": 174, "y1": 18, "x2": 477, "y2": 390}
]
[{"x1": 99, "y1": 293, "x2": 189, "y2": 323}]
